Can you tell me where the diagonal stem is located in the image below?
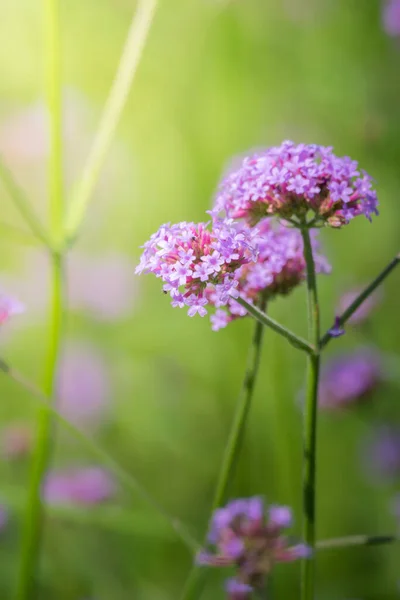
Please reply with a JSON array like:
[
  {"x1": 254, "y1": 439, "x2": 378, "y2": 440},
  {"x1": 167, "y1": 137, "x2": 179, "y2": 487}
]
[
  {"x1": 0, "y1": 159, "x2": 53, "y2": 249},
  {"x1": 180, "y1": 309, "x2": 267, "y2": 600},
  {"x1": 316, "y1": 534, "x2": 398, "y2": 550},
  {"x1": 300, "y1": 227, "x2": 321, "y2": 600},
  {"x1": 320, "y1": 252, "x2": 400, "y2": 349},
  {"x1": 64, "y1": 0, "x2": 158, "y2": 244},
  {"x1": 235, "y1": 297, "x2": 314, "y2": 355},
  {"x1": 15, "y1": 1, "x2": 64, "y2": 597},
  {"x1": 0, "y1": 358, "x2": 198, "y2": 552}
]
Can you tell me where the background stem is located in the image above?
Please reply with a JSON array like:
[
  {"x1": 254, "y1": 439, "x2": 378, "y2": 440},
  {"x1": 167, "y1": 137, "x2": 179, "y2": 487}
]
[
  {"x1": 300, "y1": 227, "x2": 321, "y2": 600},
  {"x1": 180, "y1": 310, "x2": 266, "y2": 600},
  {"x1": 15, "y1": 0, "x2": 64, "y2": 597}
]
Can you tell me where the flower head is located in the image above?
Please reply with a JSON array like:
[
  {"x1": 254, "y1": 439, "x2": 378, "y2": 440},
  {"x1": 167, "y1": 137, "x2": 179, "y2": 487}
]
[
  {"x1": 135, "y1": 218, "x2": 257, "y2": 321},
  {"x1": 319, "y1": 348, "x2": 382, "y2": 410},
  {"x1": 197, "y1": 497, "x2": 310, "y2": 597},
  {"x1": 214, "y1": 141, "x2": 378, "y2": 228},
  {"x1": 210, "y1": 219, "x2": 330, "y2": 330}
]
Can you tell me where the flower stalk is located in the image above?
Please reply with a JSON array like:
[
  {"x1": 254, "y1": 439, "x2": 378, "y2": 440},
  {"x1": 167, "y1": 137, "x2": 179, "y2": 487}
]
[
  {"x1": 15, "y1": 0, "x2": 64, "y2": 596},
  {"x1": 300, "y1": 226, "x2": 321, "y2": 600},
  {"x1": 180, "y1": 307, "x2": 267, "y2": 600}
]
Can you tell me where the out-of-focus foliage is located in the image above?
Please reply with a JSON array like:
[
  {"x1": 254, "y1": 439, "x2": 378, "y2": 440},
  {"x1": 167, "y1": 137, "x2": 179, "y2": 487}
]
[{"x1": 0, "y1": 0, "x2": 399, "y2": 598}]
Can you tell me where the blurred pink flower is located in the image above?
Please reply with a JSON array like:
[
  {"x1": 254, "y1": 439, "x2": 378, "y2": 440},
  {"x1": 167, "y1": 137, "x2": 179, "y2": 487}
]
[
  {"x1": 43, "y1": 467, "x2": 115, "y2": 505},
  {"x1": 0, "y1": 293, "x2": 24, "y2": 324},
  {"x1": 1, "y1": 249, "x2": 137, "y2": 324},
  {"x1": 1, "y1": 423, "x2": 32, "y2": 460},
  {"x1": 383, "y1": 0, "x2": 400, "y2": 37},
  {"x1": 56, "y1": 341, "x2": 110, "y2": 427},
  {"x1": 337, "y1": 288, "x2": 381, "y2": 325},
  {"x1": 68, "y1": 252, "x2": 137, "y2": 321}
]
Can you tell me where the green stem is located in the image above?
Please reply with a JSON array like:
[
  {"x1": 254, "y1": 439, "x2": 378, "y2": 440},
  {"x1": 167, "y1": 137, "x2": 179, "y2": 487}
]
[
  {"x1": 235, "y1": 297, "x2": 314, "y2": 355},
  {"x1": 316, "y1": 534, "x2": 398, "y2": 550},
  {"x1": 0, "y1": 358, "x2": 198, "y2": 552},
  {"x1": 320, "y1": 252, "x2": 400, "y2": 349},
  {"x1": 15, "y1": 254, "x2": 63, "y2": 600},
  {"x1": 0, "y1": 159, "x2": 53, "y2": 248},
  {"x1": 15, "y1": 1, "x2": 64, "y2": 597},
  {"x1": 300, "y1": 227, "x2": 321, "y2": 600},
  {"x1": 180, "y1": 312, "x2": 267, "y2": 600},
  {"x1": 64, "y1": 0, "x2": 158, "y2": 244}
]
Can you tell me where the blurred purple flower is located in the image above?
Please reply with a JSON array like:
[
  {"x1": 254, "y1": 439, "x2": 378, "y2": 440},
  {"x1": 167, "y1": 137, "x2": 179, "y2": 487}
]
[
  {"x1": 198, "y1": 497, "x2": 310, "y2": 597},
  {"x1": 383, "y1": 0, "x2": 400, "y2": 36},
  {"x1": 2, "y1": 250, "x2": 137, "y2": 324},
  {"x1": 0, "y1": 293, "x2": 24, "y2": 325},
  {"x1": 57, "y1": 341, "x2": 110, "y2": 427},
  {"x1": 319, "y1": 348, "x2": 382, "y2": 410},
  {"x1": 337, "y1": 288, "x2": 381, "y2": 325},
  {"x1": 68, "y1": 252, "x2": 137, "y2": 321},
  {"x1": 43, "y1": 467, "x2": 115, "y2": 506},
  {"x1": 1, "y1": 423, "x2": 32, "y2": 460},
  {"x1": 364, "y1": 426, "x2": 400, "y2": 481}
]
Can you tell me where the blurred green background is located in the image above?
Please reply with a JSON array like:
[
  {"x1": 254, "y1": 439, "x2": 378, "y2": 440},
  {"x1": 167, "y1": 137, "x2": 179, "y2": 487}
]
[{"x1": 0, "y1": 0, "x2": 399, "y2": 598}]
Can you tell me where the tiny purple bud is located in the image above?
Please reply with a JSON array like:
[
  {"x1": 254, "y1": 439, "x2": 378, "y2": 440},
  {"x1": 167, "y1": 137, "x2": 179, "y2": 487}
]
[
  {"x1": 225, "y1": 578, "x2": 253, "y2": 600},
  {"x1": 328, "y1": 316, "x2": 345, "y2": 338}
]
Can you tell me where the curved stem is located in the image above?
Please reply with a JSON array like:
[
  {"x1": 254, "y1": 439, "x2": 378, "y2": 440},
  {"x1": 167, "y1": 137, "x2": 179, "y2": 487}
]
[
  {"x1": 180, "y1": 311, "x2": 266, "y2": 600},
  {"x1": 235, "y1": 297, "x2": 314, "y2": 355},
  {"x1": 64, "y1": 0, "x2": 158, "y2": 244},
  {"x1": 15, "y1": 1, "x2": 64, "y2": 597},
  {"x1": 316, "y1": 534, "x2": 398, "y2": 550},
  {"x1": 300, "y1": 228, "x2": 321, "y2": 600}
]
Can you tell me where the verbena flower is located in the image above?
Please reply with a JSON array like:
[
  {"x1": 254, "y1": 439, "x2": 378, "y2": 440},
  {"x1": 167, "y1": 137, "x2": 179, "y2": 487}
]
[
  {"x1": 43, "y1": 467, "x2": 115, "y2": 505},
  {"x1": 383, "y1": 0, "x2": 400, "y2": 36},
  {"x1": 319, "y1": 348, "x2": 382, "y2": 410},
  {"x1": 135, "y1": 218, "x2": 258, "y2": 319},
  {"x1": 337, "y1": 287, "x2": 381, "y2": 325},
  {"x1": 214, "y1": 141, "x2": 378, "y2": 228},
  {"x1": 210, "y1": 219, "x2": 330, "y2": 331},
  {"x1": 197, "y1": 497, "x2": 310, "y2": 598}
]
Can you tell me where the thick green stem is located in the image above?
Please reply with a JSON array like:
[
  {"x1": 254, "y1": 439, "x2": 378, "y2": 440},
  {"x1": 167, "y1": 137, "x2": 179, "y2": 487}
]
[
  {"x1": 300, "y1": 227, "x2": 321, "y2": 600},
  {"x1": 15, "y1": 254, "x2": 63, "y2": 600},
  {"x1": 15, "y1": 1, "x2": 64, "y2": 597},
  {"x1": 180, "y1": 313, "x2": 266, "y2": 600},
  {"x1": 320, "y1": 252, "x2": 400, "y2": 349}
]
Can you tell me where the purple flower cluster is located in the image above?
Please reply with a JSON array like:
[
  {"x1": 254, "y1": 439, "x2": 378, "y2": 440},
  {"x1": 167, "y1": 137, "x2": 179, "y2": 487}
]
[
  {"x1": 197, "y1": 497, "x2": 310, "y2": 598},
  {"x1": 214, "y1": 141, "x2": 378, "y2": 228},
  {"x1": 211, "y1": 219, "x2": 330, "y2": 331},
  {"x1": 383, "y1": 0, "x2": 400, "y2": 36},
  {"x1": 135, "y1": 218, "x2": 257, "y2": 318},
  {"x1": 43, "y1": 467, "x2": 115, "y2": 506},
  {"x1": 319, "y1": 348, "x2": 382, "y2": 410}
]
